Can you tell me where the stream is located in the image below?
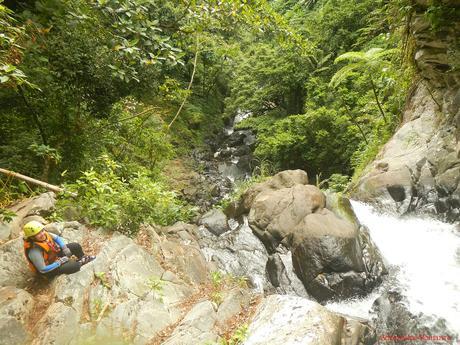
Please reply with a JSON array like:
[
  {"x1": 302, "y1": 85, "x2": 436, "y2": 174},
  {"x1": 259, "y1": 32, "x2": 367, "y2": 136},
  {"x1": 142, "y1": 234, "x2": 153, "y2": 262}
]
[
  {"x1": 326, "y1": 201, "x2": 460, "y2": 337},
  {"x1": 201, "y1": 113, "x2": 460, "y2": 340}
]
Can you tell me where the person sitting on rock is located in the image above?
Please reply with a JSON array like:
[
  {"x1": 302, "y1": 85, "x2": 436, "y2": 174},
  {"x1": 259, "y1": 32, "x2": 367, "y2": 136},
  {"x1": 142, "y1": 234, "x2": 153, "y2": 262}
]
[{"x1": 23, "y1": 220, "x2": 95, "y2": 277}]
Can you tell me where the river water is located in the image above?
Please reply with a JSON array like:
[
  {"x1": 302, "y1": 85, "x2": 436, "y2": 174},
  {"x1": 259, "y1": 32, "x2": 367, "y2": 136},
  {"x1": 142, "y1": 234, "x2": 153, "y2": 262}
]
[{"x1": 326, "y1": 201, "x2": 460, "y2": 336}]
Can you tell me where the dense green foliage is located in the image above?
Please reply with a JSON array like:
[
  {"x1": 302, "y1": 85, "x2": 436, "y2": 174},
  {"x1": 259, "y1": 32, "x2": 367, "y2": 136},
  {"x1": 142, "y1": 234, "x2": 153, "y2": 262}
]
[
  {"x1": 2, "y1": 0, "x2": 451, "y2": 228},
  {"x1": 54, "y1": 156, "x2": 194, "y2": 234},
  {"x1": 0, "y1": 0, "x2": 296, "y2": 229},
  {"x1": 229, "y1": 0, "x2": 414, "y2": 181}
]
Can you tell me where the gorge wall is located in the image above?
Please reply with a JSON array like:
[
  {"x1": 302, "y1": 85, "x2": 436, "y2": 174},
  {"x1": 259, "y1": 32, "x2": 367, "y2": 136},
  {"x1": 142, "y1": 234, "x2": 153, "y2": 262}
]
[{"x1": 352, "y1": 1, "x2": 460, "y2": 221}]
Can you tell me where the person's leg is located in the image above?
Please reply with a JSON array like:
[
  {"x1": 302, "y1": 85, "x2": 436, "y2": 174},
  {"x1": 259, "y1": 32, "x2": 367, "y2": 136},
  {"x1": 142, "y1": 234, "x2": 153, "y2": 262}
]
[
  {"x1": 65, "y1": 242, "x2": 96, "y2": 266},
  {"x1": 43, "y1": 260, "x2": 81, "y2": 278},
  {"x1": 66, "y1": 242, "x2": 84, "y2": 259}
]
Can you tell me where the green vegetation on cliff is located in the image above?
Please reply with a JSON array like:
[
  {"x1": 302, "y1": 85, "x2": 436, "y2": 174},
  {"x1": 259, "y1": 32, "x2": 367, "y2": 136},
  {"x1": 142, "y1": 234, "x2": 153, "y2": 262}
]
[{"x1": 1, "y1": 0, "x2": 455, "y2": 229}]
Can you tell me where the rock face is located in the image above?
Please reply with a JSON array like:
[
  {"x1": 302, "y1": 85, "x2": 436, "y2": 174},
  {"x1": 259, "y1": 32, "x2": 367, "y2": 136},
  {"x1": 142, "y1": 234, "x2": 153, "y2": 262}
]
[
  {"x1": 0, "y1": 192, "x2": 383, "y2": 345},
  {"x1": 235, "y1": 170, "x2": 386, "y2": 302},
  {"x1": 0, "y1": 286, "x2": 33, "y2": 345},
  {"x1": 371, "y1": 290, "x2": 457, "y2": 345},
  {"x1": 0, "y1": 237, "x2": 34, "y2": 289},
  {"x1": 197, "y1": 219, "x2": 272, "y2": 292},
  {"x1": 4, "y1": 225, "x2": 254, "y2": 345},
  {"x1": 243, "y1": 295, "x2": 376, "y2": 345},
  {"x1": 0, "y1": 192, "x2": 55, "y2": 241},
  {"x1": 351, "y1": 3, "x2": 460, "y2": 221},
  {"x1": 199, "y1": 209, "x2": 229, "y2": 236}
]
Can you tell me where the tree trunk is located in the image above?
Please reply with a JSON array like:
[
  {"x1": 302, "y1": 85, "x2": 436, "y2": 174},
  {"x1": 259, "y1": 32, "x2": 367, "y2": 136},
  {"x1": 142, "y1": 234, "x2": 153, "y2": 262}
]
[
  {"x1": 168, "y1": 35, "x2": 200, "y2": 130},
  {"x1": 370, "y1": 78, "x2": 387, "y2": 124},
  {"x1": 339, "y1": 96, "x2": 369, "y2": 144},
  {"x1": 18, "y1": 87, "x2": 48, "y2": 145}
]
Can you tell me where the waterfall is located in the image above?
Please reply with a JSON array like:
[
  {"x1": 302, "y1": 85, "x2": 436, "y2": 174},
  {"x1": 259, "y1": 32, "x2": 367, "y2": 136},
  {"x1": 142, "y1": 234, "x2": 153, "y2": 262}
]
[{"x1": 326, "y1": 201, "x2": 460, "y2": 335}]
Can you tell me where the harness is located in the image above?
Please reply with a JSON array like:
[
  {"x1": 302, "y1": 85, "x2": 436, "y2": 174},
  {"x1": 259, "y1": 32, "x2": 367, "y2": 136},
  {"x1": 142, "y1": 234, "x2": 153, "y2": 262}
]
[{"x1": 23, "y1": 232, "x2": 61, "y2": 273}]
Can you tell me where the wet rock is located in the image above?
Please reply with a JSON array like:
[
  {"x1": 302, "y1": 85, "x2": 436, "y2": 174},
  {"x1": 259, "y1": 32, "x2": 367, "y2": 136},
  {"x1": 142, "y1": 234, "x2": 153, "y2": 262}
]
[
  {"x1": 199, "y1": 209, "x2": 229, "y2": 236},
  {"x1": 210, "y1": 184, "x2": 220, "y2": 197},
  {"x1": 371, "y1": 290, "x2": 457, "y2": 345},
  {"x1": 243, "y1": 171, "x2": 386, "y2": 301},
  {"x1": 198, "y1": 221, "x2": 271, "y2": 292},
  {"x1": 227, "y1": 131, "x2": 247, "y2": 146},
  {"x1": 234, "y1": 144, "x2": 251, "y2": 156},
  {"x1": 244, "y1": 295, "x2": 376, "y2": 345},
  {"x1": 266, "y1": 250, "x2": 309, "y2": 298}
]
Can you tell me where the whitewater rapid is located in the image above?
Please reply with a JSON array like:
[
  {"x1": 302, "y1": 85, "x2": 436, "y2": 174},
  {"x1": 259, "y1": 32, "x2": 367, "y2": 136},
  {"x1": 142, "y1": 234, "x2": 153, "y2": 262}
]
[{"x1": 326, "y1": 201, "x2": 460, "y2": 335}]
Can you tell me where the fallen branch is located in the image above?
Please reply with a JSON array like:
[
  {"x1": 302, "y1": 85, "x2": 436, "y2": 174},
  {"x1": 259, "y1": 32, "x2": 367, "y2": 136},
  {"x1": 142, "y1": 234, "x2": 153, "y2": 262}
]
[{"x1": 0, "y1": 167, "x2": 69, "y2": 195}]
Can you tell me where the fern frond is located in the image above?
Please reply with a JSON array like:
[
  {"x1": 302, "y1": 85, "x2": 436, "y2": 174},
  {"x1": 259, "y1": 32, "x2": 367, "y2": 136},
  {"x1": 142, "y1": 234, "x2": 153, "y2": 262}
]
[
  {"x1": 329, "y1": 63, "x2": 360, "y2": 88},
  {"x1": 334, "y1": 51, "x2": 366, "y2": 64}
]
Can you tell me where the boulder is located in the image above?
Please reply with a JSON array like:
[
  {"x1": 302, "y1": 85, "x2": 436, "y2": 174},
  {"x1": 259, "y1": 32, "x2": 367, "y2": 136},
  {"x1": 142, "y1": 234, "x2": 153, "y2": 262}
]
[
  {"x1": 240, "y1": 170, "x2": 309, "y2": 214},
  {"x1": 243, "y1": 295, "x2": 376, "y2": 345},
  {"x1": 0, "y1": 286, "x2": 33, "y2": 345},
  {"x1": 0, "y1": 238, "x2": 34, "y2": 288},
  {"x1": 0, "y1": 192, "x2": 55, "y2": 241},
  {"x1": 249, "y1": 184, "x2": 325, "y2": 251},
  {"x1": 371, "y1": 290, "x2": 457, "y2": 345},
  {"x1": 199, "y1": 209, "x2": 229, "y2": 236},
  {"x1": 197, "y1": 221, "x2": 271, "y2": 292},
  {"x1": 243, "y1": 170, "x2": 386, "y2": 301}
]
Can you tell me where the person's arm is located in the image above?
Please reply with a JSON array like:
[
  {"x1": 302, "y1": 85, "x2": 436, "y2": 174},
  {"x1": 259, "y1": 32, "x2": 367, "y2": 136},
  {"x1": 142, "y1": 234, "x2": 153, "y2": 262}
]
[
  {"x1": 28, "y1": 247, "x2": 62, "y2": 273},
  {"x1": 49, "y1": 232, "x2": 72, "y2": 257},
  {"x1": 49, "y1": 232, "x2": 66, "y2": 249}
]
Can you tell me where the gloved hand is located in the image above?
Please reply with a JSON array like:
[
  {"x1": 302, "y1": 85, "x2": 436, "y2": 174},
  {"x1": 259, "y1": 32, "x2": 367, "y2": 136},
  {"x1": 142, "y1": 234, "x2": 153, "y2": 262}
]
[
  {"x1": 57, "y1": 256, "x2": 69, "y2": 266},
  {"x1": 62, "y1": 247, "x2": 72, "y2": 258}
]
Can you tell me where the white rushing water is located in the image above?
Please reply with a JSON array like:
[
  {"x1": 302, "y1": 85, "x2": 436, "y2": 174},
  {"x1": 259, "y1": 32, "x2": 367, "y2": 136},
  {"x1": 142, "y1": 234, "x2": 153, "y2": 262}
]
[{"x1": 326, "y1": 201, "x2": 460, "y2": 334}]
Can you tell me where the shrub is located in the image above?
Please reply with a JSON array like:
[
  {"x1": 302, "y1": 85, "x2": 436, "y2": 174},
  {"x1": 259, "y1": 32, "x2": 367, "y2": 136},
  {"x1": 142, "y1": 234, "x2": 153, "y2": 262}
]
[{"x1": 55, "y1": 156, "x2": 195, "y2": 235}]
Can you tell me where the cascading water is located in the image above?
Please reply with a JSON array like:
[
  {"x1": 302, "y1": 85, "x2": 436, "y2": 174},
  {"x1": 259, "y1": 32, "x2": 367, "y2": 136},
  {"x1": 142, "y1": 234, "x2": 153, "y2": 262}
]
[{"x1": 326, "y1": 201, "x2": 460, "y2": 337}]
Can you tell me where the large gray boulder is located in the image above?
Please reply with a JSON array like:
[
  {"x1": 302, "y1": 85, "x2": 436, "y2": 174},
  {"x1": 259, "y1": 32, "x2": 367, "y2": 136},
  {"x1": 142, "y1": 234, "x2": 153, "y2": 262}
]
[
  {"x1": 241, "y1": 170, "x2": 386, "y2": 302},
  {"x1": 0, "y1": 238, "x2": 34, "y2": 288},
  {"x1": 199, "y1": 209, "x2": 229, "y2": 236},
  {"x1": 9, "y1": 220, "x2": 256, "y2": 345},
  {"x1": 243, "y1": 295, "x2": 376, "y2": 345},
  {"x1": 371, "y1": 290, "x2": 457, "y2": 345},
  {"x1": 197, "y1": 220, "x2": 271, "y2": 292},
  {"x1": 0, "y1": 192, "x2": 55, "y2": 241},
  {"x1": 351, "y1": 5, "x2": 460, "y2": 221},
  {"x1": 0, "y1": 286, "x2": 33, "y2": 345}
]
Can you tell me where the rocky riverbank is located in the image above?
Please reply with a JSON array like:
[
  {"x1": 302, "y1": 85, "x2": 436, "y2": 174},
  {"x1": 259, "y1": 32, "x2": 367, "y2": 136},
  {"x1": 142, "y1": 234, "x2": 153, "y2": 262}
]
[{"x1": 1, "y1": 170, "x2": 384, "y2": 345}]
